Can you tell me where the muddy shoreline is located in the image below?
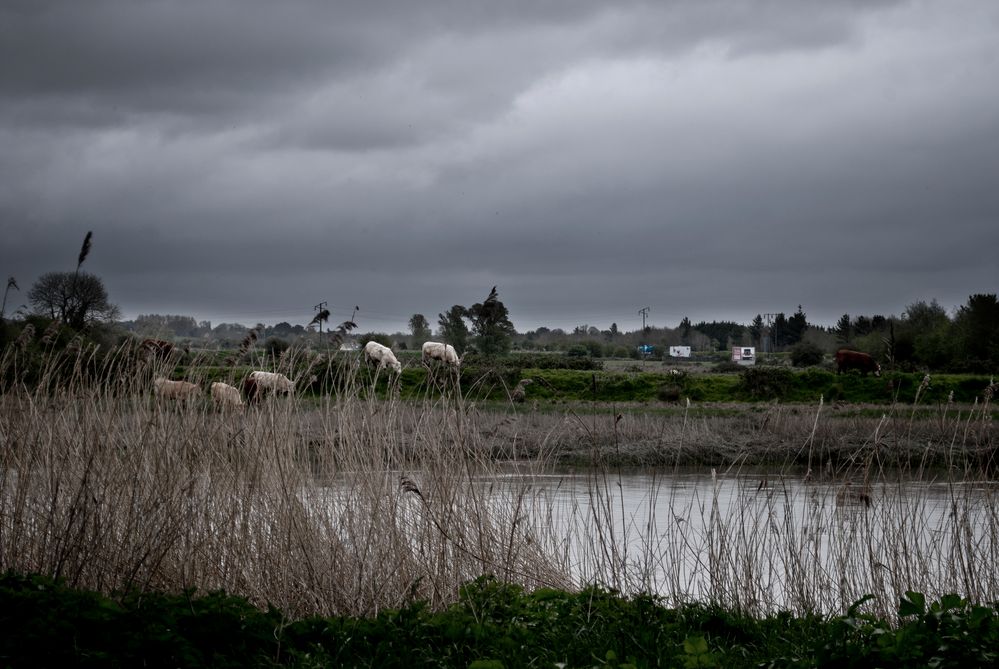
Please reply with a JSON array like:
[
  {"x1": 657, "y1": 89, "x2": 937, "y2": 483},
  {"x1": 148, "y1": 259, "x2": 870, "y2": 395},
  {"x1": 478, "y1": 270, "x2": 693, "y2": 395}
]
[{"x1": 295, "y1": 399, "x2": 998, "y2": 470}]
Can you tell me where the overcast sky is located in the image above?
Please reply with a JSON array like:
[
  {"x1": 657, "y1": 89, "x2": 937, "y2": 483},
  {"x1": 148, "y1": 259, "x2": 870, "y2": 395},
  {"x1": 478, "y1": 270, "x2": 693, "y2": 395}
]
[{"x1": 2, "y1": 0, "x2": 997, "y2": 334}]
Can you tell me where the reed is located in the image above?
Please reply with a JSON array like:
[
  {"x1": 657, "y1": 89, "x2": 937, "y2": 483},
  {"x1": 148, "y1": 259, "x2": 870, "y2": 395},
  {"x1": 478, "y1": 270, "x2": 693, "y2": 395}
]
[{"x1": 0, "y1": 341, "x2": 996, "y2": 621}]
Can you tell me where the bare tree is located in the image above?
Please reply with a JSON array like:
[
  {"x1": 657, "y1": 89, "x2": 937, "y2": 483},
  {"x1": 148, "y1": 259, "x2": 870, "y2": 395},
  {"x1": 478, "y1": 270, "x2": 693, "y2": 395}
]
[{"x1": 27, "y1": 271, "x2": 120, "y2": 330}]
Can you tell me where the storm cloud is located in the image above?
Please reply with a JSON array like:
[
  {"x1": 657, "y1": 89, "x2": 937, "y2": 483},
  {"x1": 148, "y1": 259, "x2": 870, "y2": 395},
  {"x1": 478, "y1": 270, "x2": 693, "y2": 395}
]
[{"x1": 2, "y1": 0, "x2": 997, "y2": 332}]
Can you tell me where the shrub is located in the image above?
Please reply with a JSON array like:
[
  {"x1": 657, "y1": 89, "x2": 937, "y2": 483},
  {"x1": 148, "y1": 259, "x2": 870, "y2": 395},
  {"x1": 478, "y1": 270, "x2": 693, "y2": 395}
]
[
  {"x1": 466, "y1": 352, "x2": 603, "y2": 371},
  {"x1": 738, "y1": 367, "x2": 794, "y2": 399},
  {"x1": 714, "y1": 360, "x2": 744, "y2": 373},
  {"x1": 790, "y1": 341, "x2": 824, "y2": 367},
  {"x1": 358, "y1": 332, "x2": 393, "y2": 348},
  {"x1": 263, "y1": 336, "x2": 290, "y2": 358},
  {"x1": 657, "y1": 384, "x2": 682, "y2": 402}
]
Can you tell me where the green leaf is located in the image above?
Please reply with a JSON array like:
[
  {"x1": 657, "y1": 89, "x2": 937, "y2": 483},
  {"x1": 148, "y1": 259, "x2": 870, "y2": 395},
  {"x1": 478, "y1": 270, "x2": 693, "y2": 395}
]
[
  {"x1": 683, "y1": 636, "x2": 709, "y2": 655},
  {"x1": 899, "y1": 592, "x2": 926, "y2": 617},
  {"x1": 937, "y1": 593, "x2": 964, "y2": 612},
  {"x1": 847, "y1": 594, "x2": 876, "y2": 617}
]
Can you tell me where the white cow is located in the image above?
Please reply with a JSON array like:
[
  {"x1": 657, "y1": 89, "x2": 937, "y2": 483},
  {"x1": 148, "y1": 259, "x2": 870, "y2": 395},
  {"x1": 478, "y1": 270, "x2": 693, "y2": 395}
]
[
  {"x1": 211, "y1": 381, "x2": 244, "y2": 409},
  {"x1": 363, "y1": 341, "x2": 402, "y2": 375},
  {"x1": 422, "y1": 341, "x2": 460, "y2": 367},
  {"x1": 244, "y1": 370, "x2": 295, "y2": 404},
  {"x1": 153, "y1": 377, "x2": 201, "y2": 402}
]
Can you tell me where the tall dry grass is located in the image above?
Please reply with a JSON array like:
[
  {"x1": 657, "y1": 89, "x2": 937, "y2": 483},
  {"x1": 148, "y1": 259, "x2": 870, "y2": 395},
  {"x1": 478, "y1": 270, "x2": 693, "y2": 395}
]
[
  {"x1": 0, "y1": 340, "x2": 571, "y2": 618},
  {"x1": 1, "y1": 337, "x2": 997, "y2": 620}
]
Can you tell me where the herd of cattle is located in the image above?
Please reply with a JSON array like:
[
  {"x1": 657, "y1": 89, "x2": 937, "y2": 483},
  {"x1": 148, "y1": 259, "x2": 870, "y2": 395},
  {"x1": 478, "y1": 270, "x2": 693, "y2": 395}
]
[
  {"x1": 146, "y1": 334, "x2": 882, "y2": 408},
  {"x1": 146, "y1": 338, "x2": 463, "y2": 408}
]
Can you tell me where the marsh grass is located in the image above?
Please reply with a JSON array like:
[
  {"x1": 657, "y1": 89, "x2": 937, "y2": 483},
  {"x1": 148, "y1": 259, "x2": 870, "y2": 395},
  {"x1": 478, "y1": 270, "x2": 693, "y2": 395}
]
[{"x1": 0, "y1": 340, "x2": 997, "y2": 620}]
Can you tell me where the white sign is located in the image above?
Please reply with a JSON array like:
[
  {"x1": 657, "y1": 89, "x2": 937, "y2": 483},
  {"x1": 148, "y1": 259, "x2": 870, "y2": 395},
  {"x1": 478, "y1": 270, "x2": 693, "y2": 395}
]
[
  {"x1": 732, "y1": 346, "x2": 755, "y2": 365},
  {"x1": 669, "y1": 346, "x2": 691, "y2": 358}
]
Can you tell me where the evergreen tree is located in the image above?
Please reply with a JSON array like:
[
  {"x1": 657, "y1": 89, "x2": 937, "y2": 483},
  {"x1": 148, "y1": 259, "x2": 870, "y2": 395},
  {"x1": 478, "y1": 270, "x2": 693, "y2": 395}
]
[
  {"x1": 437, "y1": 305, "x2": 470, "y2": 355},
  {"x1": 772, "y1": 313, "x2": 789, "y2": 348},
  {"x1": 835, "y1": 314, "x2": 851, "y2": 345},
  {"x1": 749, "y1": 314, "x2": 764, "y2": 349},
  {"x1": 408, "y1": 314, "x2": 431, "y2": 345},
  {"x1": 786, "y1": 305, "x2": 808, "y2": 345},
  {"x1": 954, "y1": 294, "x2": 999, "y2": 370},
  {"x1": 679, "y1": 317, "x2": 692, "y2": 344},
  {"x1": 467, "y1": 286, "x2": 516, "y2": 356}
]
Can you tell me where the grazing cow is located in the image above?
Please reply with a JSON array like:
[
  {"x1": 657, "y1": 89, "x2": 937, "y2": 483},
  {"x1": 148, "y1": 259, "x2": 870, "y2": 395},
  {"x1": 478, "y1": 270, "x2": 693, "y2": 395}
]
[
  {"x1": 153, "y1": 377, "x2": 201, "y2": 402},
  {"x1": 835, "y1": 349, "x2": 881, "y2": 376},
  {"x1": 211, "y1": 381, "x2": 244, "y2": 409},
  {"x1": 243, "y1": 370, "x2": 295, "y2": 404},
  {"x1": 422, "y1": 341, "x2": 460, "y2": 368},
  {"x1": 141, "y1": 338, "x2": 174, "y2": 360},
  {"x1": 363, "y1": 341, "x2": 402, "y2": 375}
]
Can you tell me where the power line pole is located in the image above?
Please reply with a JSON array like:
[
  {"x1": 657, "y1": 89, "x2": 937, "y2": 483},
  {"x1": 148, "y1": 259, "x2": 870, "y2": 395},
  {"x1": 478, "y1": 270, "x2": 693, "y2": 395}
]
[
  {"x1": 314, "y1": 301, "x2": 328, "y2": 335},
  {"x1": 638, "y1": 306, "x2": 650, "y2": 331}
]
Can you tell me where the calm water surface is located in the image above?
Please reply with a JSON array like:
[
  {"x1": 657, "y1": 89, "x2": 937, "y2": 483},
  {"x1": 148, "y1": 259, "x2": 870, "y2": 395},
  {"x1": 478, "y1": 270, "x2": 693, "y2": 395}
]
[{"x1": 469, "y1": 464, "x2": 999, "y2": 612}]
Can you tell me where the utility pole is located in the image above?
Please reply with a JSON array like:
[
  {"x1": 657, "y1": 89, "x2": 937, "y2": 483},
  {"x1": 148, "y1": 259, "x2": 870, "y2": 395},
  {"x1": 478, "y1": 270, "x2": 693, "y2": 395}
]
[
  {"x1": 638, "y1": 306, "x2": 650, "y2": 331},
  {"x1": 314, "y1": 301, "x2": 328, "y2": 335}
]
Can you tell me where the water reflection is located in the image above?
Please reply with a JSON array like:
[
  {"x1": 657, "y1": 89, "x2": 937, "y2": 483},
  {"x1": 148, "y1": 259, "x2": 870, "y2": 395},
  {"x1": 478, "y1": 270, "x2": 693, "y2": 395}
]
[{"x1": 470, "y1": 464, "x2": 999, "y2": 614}]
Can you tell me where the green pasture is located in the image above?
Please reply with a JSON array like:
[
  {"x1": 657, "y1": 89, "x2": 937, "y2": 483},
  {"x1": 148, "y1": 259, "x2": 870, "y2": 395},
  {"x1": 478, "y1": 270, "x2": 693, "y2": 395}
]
[{"x1": 168, "y1": 358, "x2": 995, "y2": 407}]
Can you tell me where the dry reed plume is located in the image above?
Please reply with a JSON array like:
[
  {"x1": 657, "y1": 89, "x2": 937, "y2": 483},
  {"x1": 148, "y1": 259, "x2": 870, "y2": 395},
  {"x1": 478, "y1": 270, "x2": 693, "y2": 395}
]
[{"x1": 0, "y1": 340, "x2": 997, "y2": 621}]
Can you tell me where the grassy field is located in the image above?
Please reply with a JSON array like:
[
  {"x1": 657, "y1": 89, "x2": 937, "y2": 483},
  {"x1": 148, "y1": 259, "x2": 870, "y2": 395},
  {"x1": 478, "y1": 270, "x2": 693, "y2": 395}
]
[{"x1": 170, "y1": 358, "x2": 996, "y2": 407}]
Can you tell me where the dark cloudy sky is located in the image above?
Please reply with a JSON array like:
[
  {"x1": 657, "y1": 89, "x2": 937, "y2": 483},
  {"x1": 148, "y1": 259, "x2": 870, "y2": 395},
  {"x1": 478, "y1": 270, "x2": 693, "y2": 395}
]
[{"x1": 2, "y1": 0, "x2": 997, "y2": 333}]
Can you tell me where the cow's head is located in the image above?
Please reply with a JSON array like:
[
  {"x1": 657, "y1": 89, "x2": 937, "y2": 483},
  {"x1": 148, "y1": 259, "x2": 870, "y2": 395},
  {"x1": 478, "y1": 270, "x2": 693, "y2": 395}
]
[{"x1": 875, "y1": 363, "x2": 882, "y2": 377}]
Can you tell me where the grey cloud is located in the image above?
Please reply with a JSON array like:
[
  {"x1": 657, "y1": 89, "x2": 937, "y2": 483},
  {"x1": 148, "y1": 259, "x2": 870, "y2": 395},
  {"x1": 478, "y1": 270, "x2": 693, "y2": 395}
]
[{"x1": 2, "y1": 0, "x2": 997, "y2": 332}]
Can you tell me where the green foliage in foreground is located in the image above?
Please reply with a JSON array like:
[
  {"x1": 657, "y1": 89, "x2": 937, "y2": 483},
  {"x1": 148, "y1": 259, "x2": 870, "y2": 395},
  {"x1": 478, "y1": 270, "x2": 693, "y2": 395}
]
[{"x1": 3, "y1": 573, "x2": 999, "y2": 668}]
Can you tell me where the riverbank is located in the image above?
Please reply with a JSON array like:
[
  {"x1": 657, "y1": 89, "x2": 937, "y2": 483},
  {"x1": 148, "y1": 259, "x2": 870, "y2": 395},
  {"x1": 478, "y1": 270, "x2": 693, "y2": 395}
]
[
  {"x1": 4, "y1": 572, "x2": 996, "y2": 668},
  {"x1": 290, "y1": 397, "x2": 997, "y2": 468}
]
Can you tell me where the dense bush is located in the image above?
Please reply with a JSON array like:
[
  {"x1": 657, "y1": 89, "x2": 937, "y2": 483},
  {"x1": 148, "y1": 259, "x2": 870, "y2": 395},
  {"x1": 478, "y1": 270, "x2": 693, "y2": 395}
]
[
  {"x1": 358, "y1": 332, "x2": 393, "y2": 348},
  {"x1": 656, "y1": 384, "x2": 682, "y2": 402},
  {"x1": 738, "y1": 367, "x2": 795, "y2": 399},
  {"x1": 4, "y1": 572, "x2": 998, "y2": 668},
  {"x1": 713, "y1": 360, "x2": 744, "y2": 373},
  {"x1": 263, "y1": 336, "x2": 290, "y2": 358},
  {"x1": 464, "y1": 351, "x2": 603, "y2": 371},
  {"x1": 790, "y1": 341, "x2": 825, "y2": 367}
]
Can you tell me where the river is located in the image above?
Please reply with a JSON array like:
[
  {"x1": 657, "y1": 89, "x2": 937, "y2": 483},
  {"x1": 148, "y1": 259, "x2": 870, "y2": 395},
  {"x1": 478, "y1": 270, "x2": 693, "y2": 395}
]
[{"x1": 467, "y1": 464, "x2": 999, "y2": 615}]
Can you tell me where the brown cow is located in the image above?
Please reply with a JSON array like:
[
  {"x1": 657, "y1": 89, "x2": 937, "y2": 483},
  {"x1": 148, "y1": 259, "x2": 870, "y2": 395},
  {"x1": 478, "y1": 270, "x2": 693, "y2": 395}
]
[{"x1": 835, "y1": 349, "x2": 881, "y2": 376}]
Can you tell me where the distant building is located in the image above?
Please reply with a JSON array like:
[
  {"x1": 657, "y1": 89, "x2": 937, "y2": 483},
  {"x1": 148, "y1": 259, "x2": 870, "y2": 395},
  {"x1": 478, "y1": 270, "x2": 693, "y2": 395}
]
[
  {"x1": 669, "y1": 346, "x2": 691, "y2": 358},
  {"x1": 732, "y1": 346, "x2": 755, "y2": 365}
]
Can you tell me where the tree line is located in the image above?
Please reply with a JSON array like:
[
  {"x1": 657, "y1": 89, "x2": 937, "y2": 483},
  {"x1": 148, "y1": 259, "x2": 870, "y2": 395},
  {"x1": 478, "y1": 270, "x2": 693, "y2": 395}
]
[{"x1": 3, "y1": 235, "x2": 997, "y2": 372}]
